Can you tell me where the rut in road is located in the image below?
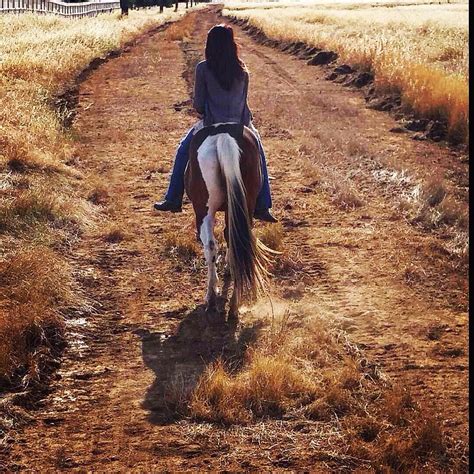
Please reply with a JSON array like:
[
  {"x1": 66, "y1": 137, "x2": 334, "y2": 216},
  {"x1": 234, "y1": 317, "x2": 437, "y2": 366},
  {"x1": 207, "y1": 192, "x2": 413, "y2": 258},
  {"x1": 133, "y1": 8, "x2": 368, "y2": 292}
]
[{"x1": 5, "y1": 7, "x2": 467, "y2": 471}]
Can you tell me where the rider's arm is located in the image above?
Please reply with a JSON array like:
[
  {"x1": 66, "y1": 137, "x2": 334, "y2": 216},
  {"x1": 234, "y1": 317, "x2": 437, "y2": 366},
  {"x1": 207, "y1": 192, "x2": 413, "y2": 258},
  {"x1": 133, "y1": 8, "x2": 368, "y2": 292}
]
[{"x1": 193, "y1": 61, "x2": 206, "y2": 115}]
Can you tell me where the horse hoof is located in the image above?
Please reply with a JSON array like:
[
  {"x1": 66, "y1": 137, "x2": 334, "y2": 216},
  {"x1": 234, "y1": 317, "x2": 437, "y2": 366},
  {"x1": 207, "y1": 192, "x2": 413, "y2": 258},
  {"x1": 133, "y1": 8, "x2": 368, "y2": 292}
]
[{"x1": 206, "y1": 296, "x2": 217, "y2": 312}]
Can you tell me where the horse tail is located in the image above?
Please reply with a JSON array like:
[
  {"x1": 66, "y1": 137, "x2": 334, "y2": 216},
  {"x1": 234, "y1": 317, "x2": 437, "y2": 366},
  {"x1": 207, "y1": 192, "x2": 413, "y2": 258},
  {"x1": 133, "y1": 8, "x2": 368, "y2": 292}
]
[{"x1": 216, "y1": 133, "x2": 267, "y2": 302}]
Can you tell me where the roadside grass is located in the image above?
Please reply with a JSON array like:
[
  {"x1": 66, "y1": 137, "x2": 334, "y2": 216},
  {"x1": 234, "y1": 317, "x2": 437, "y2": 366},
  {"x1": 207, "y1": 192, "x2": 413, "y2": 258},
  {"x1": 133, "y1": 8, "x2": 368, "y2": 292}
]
[
  {"x1": 170, "y1": 304, "x2": 461, "y2": 470},
  {"x1": 296, "y1": 126, "x2": 467, "y2": 261},
  {"x1": 224, "y1": 1, "x2": 468, "y2": 142},
  {"x1": 0, "y1": 8, "x2": 187, "y2": 388},
  {"x1": 101, "y1": 224, "x2": 129, "y2": 243},
  {"x1": 87, "y1": 182, "x2": 110, "y2": 206},
  {"x1": 0, "y1": 247, "x2": 81, "y2": 386},
  {"x1": 0, "y1": 185, "x2": 89, "y2": 235},
  {"x1": 372, "y1": 169, "x2": 469, "y2": 260},
  {"x1": 257, "y1": 222, "x2": 284, "y2": 251}
]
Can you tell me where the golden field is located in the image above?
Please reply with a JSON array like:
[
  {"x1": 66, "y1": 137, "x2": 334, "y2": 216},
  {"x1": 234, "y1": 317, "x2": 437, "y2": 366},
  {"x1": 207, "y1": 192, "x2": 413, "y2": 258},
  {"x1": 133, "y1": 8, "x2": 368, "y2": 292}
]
[
  {"x1": 223, "y1": 1, "x2": 469, "y2": 142},
  {"x1": 0, "y1": 6, "x2": 467, "y2": 470},
  {"x1": 0, "y1": 9, "x2": 188, "y2": 386}
]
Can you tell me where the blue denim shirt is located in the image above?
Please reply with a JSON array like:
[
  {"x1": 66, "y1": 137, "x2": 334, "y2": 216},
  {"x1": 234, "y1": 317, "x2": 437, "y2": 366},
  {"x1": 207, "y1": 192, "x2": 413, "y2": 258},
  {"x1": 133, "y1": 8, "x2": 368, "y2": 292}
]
[{"x1": 193, "y1": 60, "x2": 252, "y2": 127}]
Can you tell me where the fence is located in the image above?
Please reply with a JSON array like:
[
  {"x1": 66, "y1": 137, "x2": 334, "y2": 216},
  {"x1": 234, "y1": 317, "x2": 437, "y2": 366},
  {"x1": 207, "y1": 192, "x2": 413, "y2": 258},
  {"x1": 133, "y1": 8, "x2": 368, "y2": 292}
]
[{"x1": 0, "y1": 0, "x2": 120, "y2": 17}]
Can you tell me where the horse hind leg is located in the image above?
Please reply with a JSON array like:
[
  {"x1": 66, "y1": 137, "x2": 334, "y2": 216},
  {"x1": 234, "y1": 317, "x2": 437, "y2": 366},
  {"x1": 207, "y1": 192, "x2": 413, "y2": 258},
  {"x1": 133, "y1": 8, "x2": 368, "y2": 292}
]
[
  {"x1": 197, "y1": 136, "x2": 224, "y2": 311},
  {"x1": 200, "y1": 213, "x2": 218, "y2": 310},
  {"x1": 223, "y1": 223, "x2": 231, "y2": 278},
  {"x1": 229, "y1": 288, "x2": 239, "y2": 320}
]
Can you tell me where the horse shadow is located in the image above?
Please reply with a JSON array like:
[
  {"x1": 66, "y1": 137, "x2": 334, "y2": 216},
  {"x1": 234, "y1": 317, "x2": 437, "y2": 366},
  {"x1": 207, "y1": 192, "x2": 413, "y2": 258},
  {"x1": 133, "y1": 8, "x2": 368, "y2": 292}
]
[{"x1": 136, "y1": 300, "x2": 263, "y2": 425}]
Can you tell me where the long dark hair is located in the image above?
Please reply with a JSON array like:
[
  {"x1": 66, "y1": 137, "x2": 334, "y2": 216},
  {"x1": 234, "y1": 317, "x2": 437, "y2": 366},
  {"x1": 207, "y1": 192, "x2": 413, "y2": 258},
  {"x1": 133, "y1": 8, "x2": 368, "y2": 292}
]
[{"x1": 205, "y1": 24, "x2": 246, "y2": 91}]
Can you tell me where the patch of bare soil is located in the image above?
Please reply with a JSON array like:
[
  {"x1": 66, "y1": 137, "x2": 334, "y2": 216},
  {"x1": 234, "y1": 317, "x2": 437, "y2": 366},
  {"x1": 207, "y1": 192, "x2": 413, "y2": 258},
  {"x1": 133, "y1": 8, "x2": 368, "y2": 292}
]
[{"x1": 2, "y1": 7, "x2": 467, "y2": 472}]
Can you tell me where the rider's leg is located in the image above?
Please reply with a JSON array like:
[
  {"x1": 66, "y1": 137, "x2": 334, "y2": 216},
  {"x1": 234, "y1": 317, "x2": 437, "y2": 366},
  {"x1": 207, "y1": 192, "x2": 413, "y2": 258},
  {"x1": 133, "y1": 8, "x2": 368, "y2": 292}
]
[
  {"x1": 162, "y1": 127, "x2": 195, "y2": 206},
  {"x1": 249, "y1": 126, "x2": 276, "y2": 222},
  {"x1": 248, "y1": 124, "x2": 272, "y2": 211},
  {"x1": 255, "y1": 138, "x2": 272, "y2": 211}
]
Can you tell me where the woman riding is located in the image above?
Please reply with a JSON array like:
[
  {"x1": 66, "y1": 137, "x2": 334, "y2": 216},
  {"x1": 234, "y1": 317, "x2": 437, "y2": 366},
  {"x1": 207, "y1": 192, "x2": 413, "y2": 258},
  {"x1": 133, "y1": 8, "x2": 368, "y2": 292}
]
[{"x1": 154, "y1": 24, "x2": 277, "y2": 223}]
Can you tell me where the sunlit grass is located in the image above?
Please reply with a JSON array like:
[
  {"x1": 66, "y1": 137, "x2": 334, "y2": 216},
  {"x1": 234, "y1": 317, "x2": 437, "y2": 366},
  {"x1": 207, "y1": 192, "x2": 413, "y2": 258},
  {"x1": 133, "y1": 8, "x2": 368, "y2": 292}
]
[
  {"x1": 182, "y1": 304, "x2": 459, "y2": 470},
  {"x1": 224, "y1": 1, "x2": 469, "y2": 142}
]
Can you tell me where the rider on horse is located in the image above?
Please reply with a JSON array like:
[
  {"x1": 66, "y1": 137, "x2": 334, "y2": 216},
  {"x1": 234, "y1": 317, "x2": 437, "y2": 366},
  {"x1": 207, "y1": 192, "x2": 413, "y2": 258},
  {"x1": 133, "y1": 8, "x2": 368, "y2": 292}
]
[{"x1": 154, "y1": 23, "x2": 277, "y2": 223}]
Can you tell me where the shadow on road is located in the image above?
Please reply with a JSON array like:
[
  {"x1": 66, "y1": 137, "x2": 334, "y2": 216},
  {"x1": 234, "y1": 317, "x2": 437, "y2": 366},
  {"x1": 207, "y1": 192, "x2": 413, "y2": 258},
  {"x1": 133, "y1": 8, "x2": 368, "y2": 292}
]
[{"x1": 136, "y1": 303, "x2": 263, "y2": 425}]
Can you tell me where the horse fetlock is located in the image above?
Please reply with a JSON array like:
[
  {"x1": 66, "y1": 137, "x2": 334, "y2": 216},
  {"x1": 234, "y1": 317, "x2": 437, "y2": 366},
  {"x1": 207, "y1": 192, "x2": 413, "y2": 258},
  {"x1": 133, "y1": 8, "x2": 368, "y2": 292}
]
[
  {"x1": 229, "y1": 291, "x2": 239, "y2": 318},
  {"x1": 206, "y1": 289, "x2": 218, "y2": 311}
]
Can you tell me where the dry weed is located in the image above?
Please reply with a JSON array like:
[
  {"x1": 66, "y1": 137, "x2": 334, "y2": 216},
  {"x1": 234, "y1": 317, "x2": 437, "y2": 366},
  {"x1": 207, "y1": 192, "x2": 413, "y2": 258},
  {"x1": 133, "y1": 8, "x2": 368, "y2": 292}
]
[
  {"x1": 0, "y1": 247, "x2": 81, "y2": 384},
  {"x1": 88, "y1": 183, "x2": 110, "y2": 206},
  {"x1": 372, "y1": 167, "x2": 468, "y2": 259},
  {"x1": 189, "y1": 309, "x2": 365, "y2": 425},
  {"x1": 163, "y1": 230, "x2": 200, "y2": 263},
  {"x1": 257, "y1": 222, "x2": 284, "y2": 251},
  {"x1": 164, "y1": 11, "x2": 196, "y2": 41},
  {"x1": 0, "y1": 186, "x2": 85, "y2": 234},
  {"x1": 175, "y1": 301, "x2": 460, "y2": 470},
  {"x1": 378, "y1": 410, "x2": 447, "y2": 471},
  {"x1": 383, "y1": 387, "x2": 417, "y2": 426},
  {"x1": 190, "y1": 353, "x2": 317, "y2": 424},
  {"x1": 102, "y1": 225, "x2": 128, "y2": 243}
]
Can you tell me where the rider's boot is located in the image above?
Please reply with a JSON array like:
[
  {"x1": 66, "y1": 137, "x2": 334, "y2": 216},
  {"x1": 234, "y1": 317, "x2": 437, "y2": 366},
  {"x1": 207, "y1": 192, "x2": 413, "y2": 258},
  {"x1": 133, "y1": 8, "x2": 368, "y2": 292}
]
[
  {"x1": 153, "y1": 200, "x2": 182, "y2": 212},
  {"x1": 254, "y1": 209, "x2": 278, "y2": 223}
]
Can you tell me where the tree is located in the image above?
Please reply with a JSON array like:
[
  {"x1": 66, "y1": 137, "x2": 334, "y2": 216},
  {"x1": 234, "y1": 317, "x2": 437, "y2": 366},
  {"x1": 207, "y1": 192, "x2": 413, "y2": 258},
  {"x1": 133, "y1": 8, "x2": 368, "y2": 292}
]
[{"x1": 120, "y1": 0, "x2": 129, "y2": 15}]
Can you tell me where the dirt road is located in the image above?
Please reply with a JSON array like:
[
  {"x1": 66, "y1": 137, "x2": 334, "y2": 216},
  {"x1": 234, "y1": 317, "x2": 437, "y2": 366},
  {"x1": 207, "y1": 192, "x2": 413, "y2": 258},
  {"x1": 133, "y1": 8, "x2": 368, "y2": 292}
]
[{"x1": 5, "y1": 7, "x2": 467, "y2": 471}]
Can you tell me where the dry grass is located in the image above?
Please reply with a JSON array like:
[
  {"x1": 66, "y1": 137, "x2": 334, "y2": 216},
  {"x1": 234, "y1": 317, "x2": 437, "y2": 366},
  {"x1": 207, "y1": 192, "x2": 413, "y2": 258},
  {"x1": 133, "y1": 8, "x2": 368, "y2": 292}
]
[
  {"x1": 372, "y1": 167, "x2": 468, "y2": 259},
  {"x1": 318, "y1": 167, "x2": 365, "y2": 211},
  {"x1": 224, "y1": 1, "x2": 469, "y2": 142},
  {"x1": 101, "y1": 225, "x2": 129, "y2": 243},
  {"x1": 163, "y1": 230, "x2": 200, "y2": 263},
  {"x1": 188, "y1": 311, "x2": 340, "y2": 424},
  {"x1": 164, "y1": 10, "x2": 196, "y2": 41},
  {"x1": 0, "y1": 247, "x2": 82, "y2": 386},
  {"x1": 0, "y1": 185, "x2": 88, "y2": 235},
  {"x1": 169, "y1": 302, "x2": 461, "y2": 470},
  {"x1": 190, "y1": 354, "x2": 317, "y2": 424},
  {"x1": 87, "y1": 182, "x2": 110, "y2": 206},
  {"x1": 0, "y1": 9, "x2": 187, "y2": 173},
  {"x1": 257, "y1": 222, "x2": 284, "y2": 251},
  {"x1": 379, "y1": 411, "x2": 448, "y2": 472},
  {"x1": 0, "y1": 9, "x2": 189, "y2": 388},
  {"x1": 412, "y1": 183, "x2": 468, "y2": 230}
]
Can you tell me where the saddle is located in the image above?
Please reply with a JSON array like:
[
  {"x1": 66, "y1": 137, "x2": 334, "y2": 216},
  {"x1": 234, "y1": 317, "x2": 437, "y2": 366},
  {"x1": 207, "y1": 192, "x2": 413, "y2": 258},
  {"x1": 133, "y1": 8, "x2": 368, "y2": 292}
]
[{"x1": 191, "y1": 123, "x2": 255, "y2": 151}]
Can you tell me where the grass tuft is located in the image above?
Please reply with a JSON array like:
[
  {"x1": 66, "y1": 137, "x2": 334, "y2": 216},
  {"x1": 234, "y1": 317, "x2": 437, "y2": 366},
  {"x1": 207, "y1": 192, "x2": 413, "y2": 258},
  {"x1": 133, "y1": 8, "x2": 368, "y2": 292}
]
[
  {"x1": 164, "y1": 231, "x2": 200, "y2": 262},
  {"x1": 190, "y1": 353, "x2": 317, "y2": 424},
  {"x1": 0, "y1": 8, "x2": 191, "y2": 396},
  {"x1": 0, "y1": 247, "x2": 80, "y2": 385},
  {"x1": 257, "y1": 222, "x2": 284, "y2": 251}
]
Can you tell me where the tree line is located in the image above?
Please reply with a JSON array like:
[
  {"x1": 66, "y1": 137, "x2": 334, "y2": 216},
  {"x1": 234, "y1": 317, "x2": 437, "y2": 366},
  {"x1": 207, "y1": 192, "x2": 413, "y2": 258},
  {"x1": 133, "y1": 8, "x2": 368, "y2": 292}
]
[{"x1": 120, "y1": 0, "x2": 208, "y2": 14}]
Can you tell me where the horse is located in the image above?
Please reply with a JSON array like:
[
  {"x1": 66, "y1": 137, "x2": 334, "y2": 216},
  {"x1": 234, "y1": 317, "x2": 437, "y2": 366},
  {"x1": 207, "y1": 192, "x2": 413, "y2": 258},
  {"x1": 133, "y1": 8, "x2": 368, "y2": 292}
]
[{"x1": 184, "y1": 123, "x2": 270, "y2": 317}]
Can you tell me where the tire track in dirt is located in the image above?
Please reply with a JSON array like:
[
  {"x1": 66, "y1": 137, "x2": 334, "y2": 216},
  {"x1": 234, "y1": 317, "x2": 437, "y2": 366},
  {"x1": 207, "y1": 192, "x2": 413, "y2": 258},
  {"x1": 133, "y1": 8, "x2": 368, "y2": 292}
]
[{"x1": 4, "y1": 7, "x2": 467, "y2": 471}]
